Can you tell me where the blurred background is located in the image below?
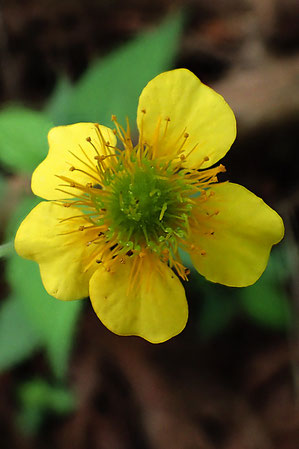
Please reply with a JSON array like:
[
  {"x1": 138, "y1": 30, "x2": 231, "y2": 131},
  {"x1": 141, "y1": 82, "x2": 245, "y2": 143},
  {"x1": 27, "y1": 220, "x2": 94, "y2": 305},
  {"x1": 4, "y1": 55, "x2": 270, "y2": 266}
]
[{"x1": 0, "y1": 0, "x2": 298, "y2": 448}]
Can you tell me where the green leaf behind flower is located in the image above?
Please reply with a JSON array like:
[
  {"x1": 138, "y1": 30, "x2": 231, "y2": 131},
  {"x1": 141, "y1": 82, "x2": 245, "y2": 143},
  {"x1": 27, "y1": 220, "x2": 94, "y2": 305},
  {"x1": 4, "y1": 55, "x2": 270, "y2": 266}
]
[
  {"x1": 0, "y1": 107, "x2": 53, "y2": 173},
  {"x1": 0, "y1": 296, "x2": 41, "y2": 371},
  {"x1": 196, "y1": 279, "x2": 239, "y2": 339},
  {"x1": 0, "y1": 242, "x2": 14, "y2": 259},
  {"x1": 45, "y1": 77, "x2": 74, "y2": 125},
  {"x1": 7, "y1": 254, "x2": 83, "y2": 380},
  {"x1": 240, "y1": 248, "x2": 292, "y2": 329}
]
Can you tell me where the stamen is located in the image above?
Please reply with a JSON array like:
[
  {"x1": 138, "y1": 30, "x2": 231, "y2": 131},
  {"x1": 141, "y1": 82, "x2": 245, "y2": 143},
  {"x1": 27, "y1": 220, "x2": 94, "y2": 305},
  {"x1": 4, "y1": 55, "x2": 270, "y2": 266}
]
[
  {"x1": 151, "y1": 117, "x2": 162, "y2": 159},
  {"x1": 86, "y1": 136, "x2": 101, "y2": 157},
  {"x1": 94, "y1": 124, "x2": 113, "y2": 157},
  {"x1": 68, "y1": 167, "x2": 102, "y2": 184},
  {"x1": 53, "y1": 116, "x2": 227, "y2": 284},
  {"x1": 162, "y1": 116, "x2": 171, "y2": 139},
  {"x1": 111, "y1": 115, "x2": 126, "y2": 146},
  {"x1": 176, "y1": 132, "x2": 189, "y2": 154},
  {"x1": 68, "y1": 151, "x2": 100, "y2": 176}
]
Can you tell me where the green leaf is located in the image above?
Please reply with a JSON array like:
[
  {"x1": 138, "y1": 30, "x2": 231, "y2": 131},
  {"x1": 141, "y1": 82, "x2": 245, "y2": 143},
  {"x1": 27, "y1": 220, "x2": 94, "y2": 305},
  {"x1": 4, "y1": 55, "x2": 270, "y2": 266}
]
[
  {"x1": 240, "y1": 282, "x2": 291, "y2": 329},
  {"x1": 5, "y1": 194, "x2": 40, "y2": 240},
  {"x1": 45, "y1": 77, "x2": 74, "y2": 125},
  {"x1": 0, "y1": 241, "x2": 14, "y2": 258},
  {"x1": 0, "y1": 107, "x2": 53, "y2": 173},
  {"x1": 196, "y1": 280, "x2": 238, "y2": 339},
  {"x1": 18, "y1": 379, "x2": 75, "y2": 434},
  {"x1": 0, "y1": 296, "x2": 40, "y2": 371},
  {"x1": 19, "y1": 379, "x2": 75, "y2": 413},
  {"x1": 240, "y1": 250, "x2": 292, "y2": 329},
  {"x1": 6, "y1": 196, "x2": 83, "y2": 379},
  {"x1": 58, "y1": 12, "x2": 183, "y2": 127},
  {"x1": 44, "y1": 291, "x2": 82, "y2": 380},
  {"x1": 7, "y1": 255, "x2": 83, "y2": 379}
]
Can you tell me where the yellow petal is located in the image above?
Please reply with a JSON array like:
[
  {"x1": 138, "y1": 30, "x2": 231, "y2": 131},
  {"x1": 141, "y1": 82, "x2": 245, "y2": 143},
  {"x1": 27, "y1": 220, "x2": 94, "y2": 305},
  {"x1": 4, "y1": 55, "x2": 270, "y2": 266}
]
[
  {"x1": 137, "y1": 69, "x2": 236, "y2": 169},
  {"x1": 89, "y1": 255, "x2": 188, "y2": 343},
  {"x1": 190, "y1": 183, "x2": 284, "y2": 287},
  {"x1": 32, "y1": 123, "x2": 116, "y2": 200},
  {"x1": 15, "y1": 201, "x2": 99, "y2": 300}
]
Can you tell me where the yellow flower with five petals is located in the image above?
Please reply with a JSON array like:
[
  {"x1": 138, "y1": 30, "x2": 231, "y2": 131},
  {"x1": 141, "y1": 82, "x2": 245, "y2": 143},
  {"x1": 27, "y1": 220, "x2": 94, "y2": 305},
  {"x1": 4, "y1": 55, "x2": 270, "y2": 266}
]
[{"x1": 15, "y1": 69, "x2": 284, "y2": 343}]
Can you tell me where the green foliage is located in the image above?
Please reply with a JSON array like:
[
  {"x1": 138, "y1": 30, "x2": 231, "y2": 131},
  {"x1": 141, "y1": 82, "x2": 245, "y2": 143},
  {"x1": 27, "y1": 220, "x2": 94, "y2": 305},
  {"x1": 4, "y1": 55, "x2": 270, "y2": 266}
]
[
  {"x1": 0, "y1": 107, "x2": 52, "y2": 173},
  {"x1": 196, "y1": 280, "x2": 239, "y2": 339},
  {"x1": 192, "y1": 247, "x2": 292, "y2": 340},
  {"x1": 5, "y1": 195, "x2": 83, "y2": 379},
  {"x1": 0, "y1": 297, "x2": 41, "y2": 371},
  {"x1": 46, "y1": 12, "x2": 184, "y2": 127},
  {"x1": 45, "y1": 77, "x2": 73, "y2": 125},
  {"x1": 7, "y1": 255, "x2": 83, "y2": 379},
  {"x1": 18, "y1": 379, "x2": 75, "y2": 434},
  {"x1": 241, "y1": 283, "x2": 291, "y2": 329},
  {"x1": 5, "y1": 194, "x2": 40, "y2": 240},
  {"x1": 0, "y1": 242, "x2": 14, "y2": 259},
  {"x1": 240, "y1": 248, "x2": 292, "y2": 329}
]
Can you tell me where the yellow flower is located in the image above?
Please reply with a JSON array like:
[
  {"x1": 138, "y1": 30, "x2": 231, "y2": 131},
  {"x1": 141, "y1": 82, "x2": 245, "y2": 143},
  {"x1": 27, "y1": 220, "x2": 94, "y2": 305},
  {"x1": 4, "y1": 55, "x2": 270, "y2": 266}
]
[{"x1": 15, "y1": 69, "x2": 284, "y2": 343}]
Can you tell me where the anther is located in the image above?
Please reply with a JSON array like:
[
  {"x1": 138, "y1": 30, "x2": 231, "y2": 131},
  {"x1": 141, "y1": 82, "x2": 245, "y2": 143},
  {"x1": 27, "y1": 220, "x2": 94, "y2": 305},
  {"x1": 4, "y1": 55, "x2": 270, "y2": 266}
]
[
  {"x1": 69, "y1": 166, "x2": 75, "y2": 171},
  {"x1": 78, "y1": 226, "x2": 85, "y2": 231},
  {"x1": 86, "y1": 182, "x2": 92, "y2": 188},
  {"x1": 184, "y1": 268, "x2": 191, "y2": 275},
  {"x1": 201, "y1": 250, "x2": 206, "y2": 256},
  {"x1": 94, "y1": 155, "x2": 106, "y2": 161},
  {"x1": 111, "y1": 115, "x2": 117, "y2": 121},
  {"x1": 204, "y1": 156, "x2": 209, "y2": 161},
  {"x1": 63, "y1": 203, "x2": 71, "y2": 208},
  {"x1": 139, "y1": 252, "x2": 146, "y2": 258},
  {"x1": 86, "y1": 137, "x2": 91, "y2": 142},
  {"x1": 180, "y1": 154, "x2": 186, "y2": 161},
  {"x1": 141, "y1": 108, "x2": 146, "y2": 114},
  {"x1": 165, "y1": 116, "x2": 170, "y2": 121},
  {"x1": 184, "y1": 132, "x2": 189, "y2": 138}
]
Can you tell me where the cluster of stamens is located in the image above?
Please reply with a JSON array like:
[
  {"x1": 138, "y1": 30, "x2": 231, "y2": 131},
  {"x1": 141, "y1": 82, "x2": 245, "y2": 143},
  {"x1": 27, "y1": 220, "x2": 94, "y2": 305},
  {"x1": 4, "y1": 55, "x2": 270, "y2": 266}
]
[{"x1": 55, "y1": 113, "x2": 225, "y2": 288}]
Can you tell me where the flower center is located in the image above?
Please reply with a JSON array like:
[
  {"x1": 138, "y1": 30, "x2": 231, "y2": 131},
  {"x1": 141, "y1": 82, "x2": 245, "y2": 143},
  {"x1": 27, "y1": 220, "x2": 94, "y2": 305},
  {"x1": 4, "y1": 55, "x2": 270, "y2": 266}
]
[
  {"x1": 94, "y1": 156, "x2": 192, "y2": 255},
  {"x1": 57, "y1": 117, "x2": 225, "y2": 285}
]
